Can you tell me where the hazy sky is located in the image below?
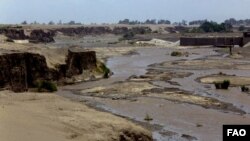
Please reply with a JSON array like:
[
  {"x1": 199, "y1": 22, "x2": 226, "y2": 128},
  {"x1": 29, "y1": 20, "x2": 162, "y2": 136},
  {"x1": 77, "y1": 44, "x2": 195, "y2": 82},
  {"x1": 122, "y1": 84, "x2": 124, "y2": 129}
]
[{"x1": 0, "y1": 0, "x2": 249, "y2": 24}]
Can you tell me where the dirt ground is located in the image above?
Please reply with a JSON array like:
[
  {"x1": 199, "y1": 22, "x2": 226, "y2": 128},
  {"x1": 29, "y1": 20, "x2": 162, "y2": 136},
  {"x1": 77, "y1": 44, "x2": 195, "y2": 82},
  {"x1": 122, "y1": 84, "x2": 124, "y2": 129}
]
[
  {"x1": 77, "y1": 72, "x2": 245, "y2": 115},
  {"x1": 0, "y1": 91, "x2": 152, "y2": 141},
  {"x1": 0, "y1": 35, "x2": 155, "y2": 141},
  {"x1": 0, "y1": 42, "x2": 68, "y2": 69},
  {"x1": 2, "y1": 28, "x2": 250, "y2": 141}
]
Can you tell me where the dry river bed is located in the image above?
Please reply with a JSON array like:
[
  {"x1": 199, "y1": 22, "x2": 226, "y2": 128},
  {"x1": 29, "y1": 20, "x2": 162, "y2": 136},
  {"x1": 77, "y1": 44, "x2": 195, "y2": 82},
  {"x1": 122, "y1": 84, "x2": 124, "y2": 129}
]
[{"x1": 58, "y1": 46, "x2": 250, "y2": 141}]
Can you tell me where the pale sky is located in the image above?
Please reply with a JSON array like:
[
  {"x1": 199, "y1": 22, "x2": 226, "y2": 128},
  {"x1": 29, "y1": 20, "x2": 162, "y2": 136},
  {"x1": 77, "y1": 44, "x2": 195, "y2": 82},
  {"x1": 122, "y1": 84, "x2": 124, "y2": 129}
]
[{"x1": 0, "y1": 0, "x2": 249, "y2": 24}]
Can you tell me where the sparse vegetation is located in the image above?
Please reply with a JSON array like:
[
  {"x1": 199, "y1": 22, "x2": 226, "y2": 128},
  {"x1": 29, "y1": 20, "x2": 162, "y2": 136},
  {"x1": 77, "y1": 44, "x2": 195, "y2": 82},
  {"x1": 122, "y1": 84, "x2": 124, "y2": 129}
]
[
  {"x1": 214, "y1": 80, "x2": 230, "y2": 89},
  {"x1": 102, "y1": 65, "x2": 110, "y2": 78},
  {"x1": 189, "y1": 20, "x2": 207, "y2": 25},
  {"x1": 21, "y1": 21, "x2": 28, "y2": 25},
  {"x1": 224, "y1": 18, "x2": 250, "y2": 26},
  {"x1": 96, "y1": 61, "x2": 111, "y2": 78},
  {"x1": 108, "y1": 41, "x2": 119, "y2": 45},
  {"x1": 118, "y1": 19, "x2": 171, "y2": 25},
  {"x1": 196, "y1": 124, "x2": 203, "y2": 127},
  {"x1": 36, "y1": 80, "x2": 58, "y2": 92},
  {"x1": 241, "y1": 85, "x2": 249, "y2": 92},
  {"x1": 48, "y1": 21, "x2": 55, "y2": 25},
  {"x1": 189, "y1": 27, "x2": 204, "y2": 33},
  {"x1": 171, "y1": 51, "x2": 182, "y2": 57},
  {"x1": 218, "y1": 72, "x2": 226, "y2": 75},
  {"x1": 122, "y1": 31, "x2": 135, "y2": 40},
  {"x1": 144, "y1": 113, "x2": 153, "y2": 121},
  {"x1": 199, "y1": 21, "x2": 232, "y2": 32}
]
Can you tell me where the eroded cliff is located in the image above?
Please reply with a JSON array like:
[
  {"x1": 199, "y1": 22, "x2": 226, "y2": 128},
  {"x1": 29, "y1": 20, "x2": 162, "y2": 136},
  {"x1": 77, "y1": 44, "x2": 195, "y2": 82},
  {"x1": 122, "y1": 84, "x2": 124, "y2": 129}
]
[{"x1": 0, "y1": 49, "x2": 101, "y2": 92}]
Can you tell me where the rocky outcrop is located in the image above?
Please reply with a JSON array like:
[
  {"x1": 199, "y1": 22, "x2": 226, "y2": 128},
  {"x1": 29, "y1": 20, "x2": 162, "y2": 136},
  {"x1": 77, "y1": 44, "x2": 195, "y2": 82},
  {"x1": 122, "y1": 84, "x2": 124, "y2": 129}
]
[
  {"x1": 0, "y1": 53, "x2": 51, "y2": 92},
  {"x1": 1, "y1": 26, "x2": 153, "y2": 42},
  {"x1": 29, "y1": 30, "x2": 55, "y2": 43},
  {"x1": 0, "y1": 49, "x2": 98, "y2": 92},
  {"x1": 0, "y1": 28, "x2": 55, "y2": 43},
  {"x1": 56, "y1": 27, "x2": 112, "y2": 36},
  {"x1": 0, "y1": 28, "x2": 28, "y2": 40},
  {"x1": 65, "y1": 49, "x2": 97, "y2": 77},
  {"x1": 56, "y1": 49, "x2": 97, "y2": 79},
  {"x1": 56, "y1": 26, "x2": 152, "y2": 36}
]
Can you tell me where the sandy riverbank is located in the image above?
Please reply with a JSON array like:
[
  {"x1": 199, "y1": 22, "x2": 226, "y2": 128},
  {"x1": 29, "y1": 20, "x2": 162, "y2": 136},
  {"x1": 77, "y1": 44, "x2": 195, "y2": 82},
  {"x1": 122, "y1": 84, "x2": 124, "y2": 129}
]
[{"x1": 0, "y1": 91, "x2": 152, "y2": 141}]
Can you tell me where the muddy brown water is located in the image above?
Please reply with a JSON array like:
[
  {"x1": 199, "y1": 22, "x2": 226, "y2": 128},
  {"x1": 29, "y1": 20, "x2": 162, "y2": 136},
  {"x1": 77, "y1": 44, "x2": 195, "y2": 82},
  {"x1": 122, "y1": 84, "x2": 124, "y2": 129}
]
[{"x1": 58, "y1": 47, "x2": 250, "y2": 141}]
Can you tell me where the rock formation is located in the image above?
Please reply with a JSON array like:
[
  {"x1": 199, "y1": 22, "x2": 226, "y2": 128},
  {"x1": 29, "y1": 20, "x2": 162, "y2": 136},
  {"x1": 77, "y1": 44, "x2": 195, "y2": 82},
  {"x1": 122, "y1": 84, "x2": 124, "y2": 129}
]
[
  {"x1": 0, "y1": 26, "x2": 153, "y2": 43},
  {"x1": 65, "y1": 49, "x2": 97, "y2": 77},
  {"x1": 29, "y1": 30, "x2": 55, "y2": 43},
  {"x1": 0, "y1": 28, "x2": 28, "y2": 40},
  {"x1": 0, "y1": 49, "x2": 98, "y2": 92},
  {"x1": 55, "y1": 26, "x2": 112, "y2": 36},
  {"x1": 55, "y1": 26, "x2": 152, "y2": 36},
  {"x1": 0, "y1": 28, "x2": 55, "y2": 43},
  {"x1": 0, "y1": 53, "x2": 51, "y2": 92}
]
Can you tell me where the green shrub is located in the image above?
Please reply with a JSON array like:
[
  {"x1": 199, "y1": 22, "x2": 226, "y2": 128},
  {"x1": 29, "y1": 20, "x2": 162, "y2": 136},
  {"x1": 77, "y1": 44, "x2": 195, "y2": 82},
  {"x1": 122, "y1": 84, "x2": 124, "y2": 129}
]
[
  {"x1": 96, "y1": 62, "x2": 111, "y2": 78},
  {"x1": 36, "y1": 80, "x2": 58, "y2": 92},
  {"x1": 241, "y1": 85, "x2": 249, "y2": 92},
  {"x1": 214, "y1": 80, "x2": 230, "y2": 89},
  {"x1": 96, "y1": 61, "x2": 111, "y2": 79},
  {"x1": 102, "y1": 64, "x2": 110, "y2": 78},
  {"x1": 171, "y1": 51, "x2": 182, "y2": 57}
]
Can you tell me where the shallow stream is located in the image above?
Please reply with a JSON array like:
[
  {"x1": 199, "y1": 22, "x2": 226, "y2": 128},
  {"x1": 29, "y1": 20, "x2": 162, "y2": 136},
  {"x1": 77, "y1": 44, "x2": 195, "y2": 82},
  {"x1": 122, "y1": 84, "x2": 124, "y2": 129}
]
[{"x1": 59, "y1": 47, "x2": 250, "y2": 141}]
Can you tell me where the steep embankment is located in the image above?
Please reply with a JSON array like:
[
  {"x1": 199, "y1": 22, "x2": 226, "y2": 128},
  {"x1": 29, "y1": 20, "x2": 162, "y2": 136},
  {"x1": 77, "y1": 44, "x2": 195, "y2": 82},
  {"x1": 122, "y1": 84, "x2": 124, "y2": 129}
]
[
  {"x1": 0, "y1": 28, "x2": 55, "y2": 43},
  {"x1": 0, "y1": 42, "x2": 108, "y2": 92}
]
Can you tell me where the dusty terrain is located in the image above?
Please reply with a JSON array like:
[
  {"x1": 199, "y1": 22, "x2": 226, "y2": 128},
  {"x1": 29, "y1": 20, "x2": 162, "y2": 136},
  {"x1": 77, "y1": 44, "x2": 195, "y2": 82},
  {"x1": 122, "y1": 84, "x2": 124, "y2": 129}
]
[
  {"x1": 0, "y1": 41, "x2": 68, "y2": 69},
  {"x1": 2, "y1": 25, "x2": 250, "y2": 141},
  {"x1": 0, "y1": 91, "x2": 152, "y2": 141},
  {"x1": 0, "y1": 30, "x2": 155, "y2": 141}
]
